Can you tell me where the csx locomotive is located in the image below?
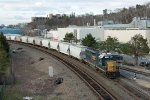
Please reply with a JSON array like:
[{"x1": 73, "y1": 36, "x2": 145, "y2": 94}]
[{"x1": 84, "y1": 48, "x2": 123, "y2": 78}]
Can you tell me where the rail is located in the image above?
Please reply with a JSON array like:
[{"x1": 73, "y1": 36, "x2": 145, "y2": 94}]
[
  {"x1": 115, "y1": 78, "x2": 150, "y2": 100},
  {"x1": 120, "y1": 66, "x2": 150, "y2": 76},
  {"x1": 10, "y1": 41, "x2": 117, "y2": 100}
]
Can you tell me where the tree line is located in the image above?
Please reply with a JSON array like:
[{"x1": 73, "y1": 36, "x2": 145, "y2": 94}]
[
  {"x1": 23, "y1": 2, "x2": 150, "y2": 35},
  {"x1": 0, "y1": 33, "x2": 9, "y2": 76},
  {"x1": 45, "y1": 2, "x2": 150, "y2": 29},
  {"x1": 81, "y1": 33, "x2": 149, "y2": 66}
]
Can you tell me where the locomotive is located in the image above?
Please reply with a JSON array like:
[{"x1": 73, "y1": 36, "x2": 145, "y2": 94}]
[
  {"x1": 6, "y1": 35, "x2": 123, "y2": 78},
  {"x1": 84, "y1": 48, "x2": 123, "y2": 78}
]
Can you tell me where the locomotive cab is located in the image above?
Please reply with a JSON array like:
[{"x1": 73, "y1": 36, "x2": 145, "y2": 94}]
[
  {"x1": 99, "y1": 54, "x2": 122, "y2": 78},
  {"x1": 106, "y1": 60, "x2": 120, "y2": 78}
]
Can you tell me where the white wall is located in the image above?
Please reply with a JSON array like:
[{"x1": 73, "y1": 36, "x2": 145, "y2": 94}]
[
  {"x1": 58, "y1": 28, "x2": 76, "y2": 40},
  {"x1": 58, "y1": 27, "x2": 103, "y2": 41},
  {"x1": 79, "y1": 27, "x2": 103, "y2": 41},
  {"x1": 51, "y1": 30, "x2": 59, "y2": 39},
  {"x1": 146, "y1": 30, "x2": 150, "y2": 47},
  {"x1": 104, "y1": 29, "x2": 147, "y2": 42},
  {"x1": 44, "y1": 30, "x2": 59, "y2": 39}
]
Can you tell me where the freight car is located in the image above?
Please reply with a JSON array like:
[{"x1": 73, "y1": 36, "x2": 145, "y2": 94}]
[
  {"x1": 69, "y1": 44, "x2": 86, "y2": 60},
  {"x1": 49, "y1": 40, "x2": 59, "y2": 50},
  {"x1": 58, "y1": 42, "x2": 70, "y2": 55},
  {"x1": 21, "y1": 36, "x2": 28, "y2": 43},
  {"x1": 15, "y1": 36, "x2": 21, "y2": 41},
  {"x1": 34, "y1": 37, "x2": 42, "y2": 46},
  {"x1": 5, "y1": 35, "x2": 11, "y2": 40},
  {"x1": 6, "y1": 35, "x2": 122, "y2": 78},
  {"x1": 84, "y1": 48, "x2": 122, "y2": 78},
  {"x1": 10, "y1": 35, "x2": 16, "y2": 41},
  {"x1": 28, "y1": 37, "x2": 35, "y2": 44},
  {"x1": 42, "y1": 39, "x2": 50, "y2": 48}
]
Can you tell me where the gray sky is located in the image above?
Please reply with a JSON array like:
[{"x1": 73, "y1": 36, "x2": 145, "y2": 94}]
[{"x1": 0, "y1": 0, "x2": 149, "y2": 25}]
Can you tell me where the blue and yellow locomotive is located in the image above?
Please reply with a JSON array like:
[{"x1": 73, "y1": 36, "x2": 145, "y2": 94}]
[{"x1": 84, "y1": 48, "x2": 123, "y2": 78}]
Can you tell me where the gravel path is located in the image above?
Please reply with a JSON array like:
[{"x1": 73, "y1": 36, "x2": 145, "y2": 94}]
[{"x1": 9, "y1": 43, "x2": 98, "y2": 100}]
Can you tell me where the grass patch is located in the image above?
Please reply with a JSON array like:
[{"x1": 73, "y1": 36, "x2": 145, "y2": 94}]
[{"x1": 3, "y1": 86, "x2": 23, "y2": 100}]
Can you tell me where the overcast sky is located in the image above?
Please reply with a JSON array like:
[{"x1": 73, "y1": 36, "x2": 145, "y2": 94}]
[{"x1": 0, "y1": 0, "x2": 150, "y2": 25}]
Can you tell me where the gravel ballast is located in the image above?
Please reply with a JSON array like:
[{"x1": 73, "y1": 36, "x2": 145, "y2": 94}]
[{"x1": 9, "y1": 43, "x2": 98, "y2": 100}]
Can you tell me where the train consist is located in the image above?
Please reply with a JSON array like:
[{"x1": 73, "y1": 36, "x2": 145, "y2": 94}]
[{"x1": 6, "y1": 35, "x2": 123, "y2": 78}]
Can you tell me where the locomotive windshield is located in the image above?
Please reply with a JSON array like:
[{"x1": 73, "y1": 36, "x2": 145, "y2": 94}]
[{"x1": 100, "y1": 54, "x2": 123, "y2": 66}]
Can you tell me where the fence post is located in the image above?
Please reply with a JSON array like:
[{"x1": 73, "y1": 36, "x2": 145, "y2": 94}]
[
  {"x1": 0, "y1": 84, "x2": 6, "y2": 100},
  {"x1": 0, "y1": 86, "x2": 1, "y2": 100}
]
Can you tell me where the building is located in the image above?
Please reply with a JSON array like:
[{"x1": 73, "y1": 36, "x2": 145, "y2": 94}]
[
  {"x1": 31, "y1": 17, "x2": 49, "y2": 24},
  {"x1": 31, "y1": 13, "x2": 62, "y2": 23},
  {"x1": 103, "y1": 17, "x2": 150, "y2": 47},
  {"x1": 57, "y1": 25, "x2": 104, "y2": 41},
  {"x1": 99, "y1": 17, "x2": 150, "y2": 29},
  {"x1": 104, "y1": 29, "x2": 150, "y2": 47},
  {"x1": 42, "y1": 17, "x2": 150, "y2": 47},
  {"x1": 46, "y1": 17, "x2": 150, "y2": 47},
  {"x1": 44, "y1": 30, "x2": 59, "y2": 40}
]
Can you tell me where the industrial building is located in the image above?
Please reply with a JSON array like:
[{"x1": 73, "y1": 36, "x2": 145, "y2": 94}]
[
  {"x1": 100, "y1": 17, "x2": 150, "y2": 29},
  {"x1": 103, "y1": 17, "x2": 150, "y2": 47},
  {"x1": 44, "y1": 17, "x2": 150, "y2": 47},
  {"x1": 44, "y1": 30, "x2": 59, "y2": 40},
  {"x1": 44, "y1": 25, "x2": 104, "y2": 41},
  {"x1": 57, "y1": 25, "x2": 104, "y2": 41},
  {"x1": 104, "y1": 29, "x2": 150, "y2": 46},
  {"x1": 31, "y1": 14, "x2": 62, "y2": 23}
]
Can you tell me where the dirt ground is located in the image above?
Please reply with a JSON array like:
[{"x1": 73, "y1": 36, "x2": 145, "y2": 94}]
[{"x1": 4, "y1": 43, "x2": 98, "y2": 100}]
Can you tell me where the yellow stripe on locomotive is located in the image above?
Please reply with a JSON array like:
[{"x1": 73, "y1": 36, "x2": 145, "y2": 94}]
[
  {"x1": 106, "y1": 60, "x2": 117, "y2": 72},
  {"x1": 91, "y1": 56, "x2": 96, "y2": 61}
]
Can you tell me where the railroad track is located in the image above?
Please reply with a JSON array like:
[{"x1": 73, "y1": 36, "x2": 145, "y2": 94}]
[
  {"x1": 10, "y1": 41, "x2": 117, "y2": 100},
  {"x1": 115, "y1": 78, "x2": 150, "y2": 100},
  {"x1": 120, "y1": 67, "x2": 150, "y2": 76}
]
